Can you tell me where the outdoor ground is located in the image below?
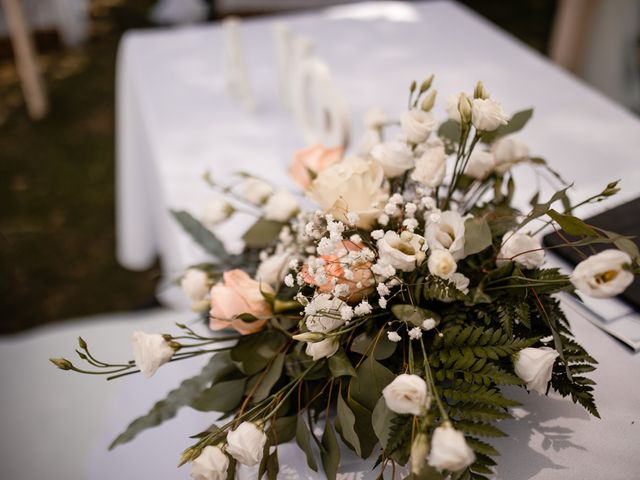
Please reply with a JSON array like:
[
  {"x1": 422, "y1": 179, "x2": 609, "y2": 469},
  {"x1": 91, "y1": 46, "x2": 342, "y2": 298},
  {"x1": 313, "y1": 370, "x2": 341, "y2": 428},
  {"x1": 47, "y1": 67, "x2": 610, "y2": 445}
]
[{"x1": 0, "y1": 0, "x2": 556, "y2": 334}]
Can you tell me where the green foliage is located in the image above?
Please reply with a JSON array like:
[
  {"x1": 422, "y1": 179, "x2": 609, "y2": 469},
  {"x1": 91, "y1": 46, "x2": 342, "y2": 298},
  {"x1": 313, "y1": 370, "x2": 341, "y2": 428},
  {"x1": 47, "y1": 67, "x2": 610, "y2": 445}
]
[
  {"x1": 295, "y1": 416, "x2": 318, "y2": 471},
  {"x1": 242, "y1": 218, "x2": 284, "y2": 248},
  {"x1": 321, "y1": 420, "x2": 340, "y2": 480},
  {"x1": 481, "y1": 108, "x2": 533, "y2": 144},
  {"x1": 463, "y1": 216, "x2": 493, "y2": 257},
  {"x1": 171, "y1": 210, "x2": 232, "y2": 262},
  {"x1": 422, "y1": 275, "x2": 467, "y2": 302}
]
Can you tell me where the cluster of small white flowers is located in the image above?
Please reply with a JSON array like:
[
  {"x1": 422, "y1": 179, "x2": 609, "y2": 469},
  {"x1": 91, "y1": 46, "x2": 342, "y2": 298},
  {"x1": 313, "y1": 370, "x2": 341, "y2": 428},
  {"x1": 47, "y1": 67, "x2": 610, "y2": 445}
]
[
  {"x1": 340, "y1": 305, "x2": 354, "y2": 322},
  {"x1": 327, "y1": 219, "x2": 345, "y2": 241},
  {"x1": 404, "y1": 202, "x2": 417, "y2": 217},
  {"x1": 333, "y1": 283, "x2": 350, "y2": 297},
  {"x1": 346, "y1": 211, "x2": 360, "y2": 225},
  {"x1": 354, "y1": 300, "x2": 372, "y2": 316},
  {"x1": 284, "y1": 274, "x2": 294, "y2": 287},
  {"x1": 408, "y1": 326, "x2": 423, "y2": 340},
  {"x1": 387, "y1": 331, "x2": 402, "y2": 342}
]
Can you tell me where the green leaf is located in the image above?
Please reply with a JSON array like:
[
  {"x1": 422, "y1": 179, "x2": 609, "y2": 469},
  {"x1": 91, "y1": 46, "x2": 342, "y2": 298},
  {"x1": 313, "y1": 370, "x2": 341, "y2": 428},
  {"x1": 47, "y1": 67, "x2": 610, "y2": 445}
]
[
  {"x1": 296, "y1": 415, "x2": 318, "y2": 472},
  {"x1": 268, "y1": 415, "x2": 297, "y2": 444},
  {"x1": 321, "y1": 420, "x2": 340, "y2": 480},
  {"x1": 247, "y1": 353, "x2": 285, "y2": 402},
  {"x1": 464, "y1": 216, "x2": 493, "y2": 257},
  {"x1": 391, "y1": 304, "x2": 440, "y2": 328},
  {"x1": 108, "y1": 352, "x2": 233, "y2": 449},
  {"x1": 438, "y1": 119, "x2": 461, "y2": 154},
  {"x1": 243, "y1": 218, "x2": 284, "y2": 248},
  {"x1": 171, "y1": 210, "x2": 232, "y2": 261},
  {"x1": 350, "y1": 332, "x2": 398, "y2": 360},
  {"x1": 347, "y1": 397, "x2": 378, "y2": 458},
  {"x1": 481, "y1": 108, "x2": 533, "y2": 144},
  {"x1": 516, "y1": 185, "x2": 573, "y2": 232},
  {"x1": 371, "y1": 396, "x2": 396, "y2": 449},
  {"x1": 601, "y1": 229, "x2": 640, "y2": 262},
  {"x1": 349, "y1": 357, "x2": 395, "y2": 411},
  {"x1": 231, "y1": 330, "x2": 287, "y2": 375},
  {"x1": 328, "y1": 349, "x2": 356, "y2": 377},
  {"x1": 190, "y1": 377, "x2": 246, "y2": 412},
  {"x1": 547, "y1": 209, "x2": 598, "y2": 237},
  {"x1": 337, "y1": 392, "x2": 361, "y2": 456}
]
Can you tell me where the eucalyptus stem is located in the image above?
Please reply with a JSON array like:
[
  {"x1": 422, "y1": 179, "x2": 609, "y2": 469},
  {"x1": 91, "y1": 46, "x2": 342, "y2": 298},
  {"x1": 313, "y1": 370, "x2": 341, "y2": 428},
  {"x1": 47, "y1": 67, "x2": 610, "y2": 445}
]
[{"x1": 420, "y1": 338, "x2": 449, "y2": 422}]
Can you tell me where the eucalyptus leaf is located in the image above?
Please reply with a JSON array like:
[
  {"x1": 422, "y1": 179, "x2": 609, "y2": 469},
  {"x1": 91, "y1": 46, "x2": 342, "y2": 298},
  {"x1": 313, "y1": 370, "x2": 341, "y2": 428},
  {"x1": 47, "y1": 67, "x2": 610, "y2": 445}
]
[
  {"x1": 601, "y1": 229, "x2": 640, "y2": 262},
  {"x1": 547, "y1": 209, "x2": 598, "y2": 237},
  {"x1": 268, "y1": 415, "x2": 297, "y2": 444},
  {"x1": 337, "y1": 392, "x2": 361, "y2": 456},
  {"x1": 481, "y1": 108, "x2": 533, "y2": 144},
  {"x1": 190, "y1": 377, "x2": 246, "y2": 412},
  {"x1": 391, "y1": 304, "x2": 440, "y2": 328},
  {"x1": 243, "y1": 218, "x2": 284, "y2": 249},
  {"x1": 247, "y1": 353, "x2": 285, "y2": 402},
  {"x1": 231, "y1": 330, "x2": 287, "y2": 375},
  {"x1": 437, "y1": 120, "x2": 461, "y2": 154},
  {"x1": 328, "y1": 349, "x2": 356, "y2": 377},
  {"x1": 321, "y1": 420, "x2": 340, "y2": 480},
  {"x1": 171, "y1": 210, "x2": 232, "y2": 261},
  {"x1": 371, "y1": 396, "x2": 396, "y2": 449},
  {"x1": 463, "y1": 216, "x2": 493, "y2": 257},
  {"x1": 350, "y1": 332, "x2": 398, "y2": 360},
  {"x1": 350, "y1": 357, "x2": 395, "y2": 411},
  {"x1": 296, "y1": 416, "x2": 319, "y2": 471}
]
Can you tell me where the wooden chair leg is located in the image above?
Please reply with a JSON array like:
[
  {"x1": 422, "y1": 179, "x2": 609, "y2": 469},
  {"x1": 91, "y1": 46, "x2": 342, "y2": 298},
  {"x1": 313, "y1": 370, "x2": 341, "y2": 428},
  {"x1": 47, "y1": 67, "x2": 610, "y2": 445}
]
[{"x1": 1, "y1": 0, "x2": 49, "y2": 119}]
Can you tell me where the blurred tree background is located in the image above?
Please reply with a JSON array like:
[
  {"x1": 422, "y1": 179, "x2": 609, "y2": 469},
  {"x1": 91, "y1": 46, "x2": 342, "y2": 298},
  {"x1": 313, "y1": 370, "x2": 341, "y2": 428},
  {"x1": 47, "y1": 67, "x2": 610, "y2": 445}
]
[{"x1": 0, "y1": 0, "x2": 557, "y2": 334}]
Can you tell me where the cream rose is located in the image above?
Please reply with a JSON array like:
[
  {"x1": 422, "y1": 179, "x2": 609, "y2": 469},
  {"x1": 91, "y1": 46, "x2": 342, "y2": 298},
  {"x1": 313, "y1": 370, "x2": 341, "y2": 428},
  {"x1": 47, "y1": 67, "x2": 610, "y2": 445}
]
[
  {"x1": 363, "y1": 107, "x2": 388, "y2": 129},
  {"x1": 491, "y1": 136, "x2": 529, "y2": 174},
  {"x1": 226, "y1": 422, "x2": 267, "y2": 466},
  {"x1": 238, "y1": 177, "x2": 273, "y2": 205},
  {"x1": 428, "y1": 424, "x2": 476, "y2": 472},
  {"x1": 202, "y1": 199, "x2": 233, "y2": 227},
  {"x1": 471, "y1": 98, "x2": 508, "y2": 132},
  {"x1": 377, "y1": 231, "x2": 426, "y2": 272},
  {"x1": 465, "y1": 150, "x2": 495, "y2": 180},
  {"x1": 264, "y1": 190, "x2": 299, "y2": 222},
  {"x1": 304, "y1": 293, "x2": 347, "y2": 333},
  {"x1": 514, "y1": 347, "x2": 559, "y2": 394},
  {"x1": 497, "y1": 232, "x2": 545, "y2": 269},
  {"x1": 210, "y1": 270, "x2": 274, "y2": 335},
  {"x1": 131, "y1": 331, "x2": 176, "y2": 378},
  {"x1": 425, "y1": 210, "x2": 466, "y2": 260},
  {"x1": 401, "y1": 109, "x2": 436, "y2": 144},
  {"x1": 256, "y1": 252, "x2": 290, "y2": 288},
  {"x1": 371, "y1": 141, "x2": 414, "y2": 178},
  {"x1": 289, "y1": 144, "x2": 343, "y2": 189},
  {"x1": 382, "y1": 374, "x2": 429, "y2": 415},
  {"x1": 190, "y1": 445, "x2": 229, "y2": 480},
  {"x1": 308, "y1": 156, "x2": 388, "y2": 229},
  {"x1": 570, "y1": 249, "x2": 634, "y2": 298},
  {"x1": 181, "y1": 268, "x2": 210, "y2": 312},
  {"x1": 305, "y1": 337, "x2": 340, "y2": 360},
  {"x1": 445, "y1": 92, "x2": 471, "y2": 123},
  {"x1": 428, "y1": 249, "x2": 457, "y2": 279},
  {"x1": 357, "y1": 129, "x2": 382, "y2": 156},
  {"x1": 411, "y1": 144, "x2": 446, "y2": 188}
]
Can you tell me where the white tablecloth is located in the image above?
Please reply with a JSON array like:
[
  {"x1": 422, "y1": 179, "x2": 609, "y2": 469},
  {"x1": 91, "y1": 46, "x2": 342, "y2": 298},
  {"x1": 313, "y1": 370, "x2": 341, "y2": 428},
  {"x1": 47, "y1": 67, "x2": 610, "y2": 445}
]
[{"x1": 116, "y1": 0, "x2": 640, "y2": 309}]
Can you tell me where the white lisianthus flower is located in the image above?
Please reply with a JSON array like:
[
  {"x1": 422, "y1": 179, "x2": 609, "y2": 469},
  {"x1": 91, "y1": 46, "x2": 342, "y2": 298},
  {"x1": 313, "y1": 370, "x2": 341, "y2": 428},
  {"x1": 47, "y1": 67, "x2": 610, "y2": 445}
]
[
  {"x1": 514, "y1": 347, "x2": 559, "y2": 394},
  {"x1": 181, "y1": 268, "x2": 210, "y2": 301},
  {"x1": 491, "y1": 136, "x2": 529, "y2": 174},
  {"x1": 570, "y1": 249, "x2": 634, "y2": 298},
  {"x1": 264, "y1": 190, "x2": 299, "y2": 222},
  {"x1": 305, "y1": 337, "x2": 340, "y2": 360},
  {"x1": 190, "y1": 445, "x2": 229, "y2": 480},
  {"x1": 425, "y1": 210, "x2": 466, "y2": 260},
  {"x1": 131, "y1": 331, "x2": 176, "y2": 378},
  {"x1": 471, "y1": 98, "x2": 508, "y2": 132},
  {"x1": 305, "y1": 293, "x2": 347, "y2": 333},
  {"x1": 449, "y1": 272, "x2": 470, "y2": 294},
  {"x1": 497, "y1": 232, "x2": 545, "y2": 269},
  {"x1": 202, "y1": 199, "x2": 234, "y2": 227},
  {"x1": 371, "y1": 141, "x2": 415, "y2": 178},
  {"x1": 238, "y1": 177, "x2": 273, "y2": 205},
  {"x1": 428, "y1": 249, "x2": 457, "y2": 279},
  {"x1": 382, "y1": 374, "x2": 429, "y2": 415},
  {"x1": 363, "y1": 107, "x2": 387, "y2": 129},
  {"x1": 308, "y1": 157, "x2": 388, "y2": 229},
  {"x1": 226, "y1": 422, "x2": 267, "y2": 466},
  {"x1": 357, "y1": 129, "x2": 382, "y2": 156},
  {"x1": 465, "y1": 150, "x2": 495, "y2": 180},
  {"x1": 256, "y1": 252, "x2": 290, "y2": 288},
  {"x1": 401, "y1": 109, "x2": 436, "y2": 144},
  {"x1": 377, "y1": 231, "x2": 426, "y2": 272},
  {"x1": 411, "y1": 145, "x2": 447, "y2": 188},
  {"x1": 428, "y1": 424, "x2": 476, "y2": 472},
  {"x1": 445, "y1": 92, "x2": 471, "y2": 123}
]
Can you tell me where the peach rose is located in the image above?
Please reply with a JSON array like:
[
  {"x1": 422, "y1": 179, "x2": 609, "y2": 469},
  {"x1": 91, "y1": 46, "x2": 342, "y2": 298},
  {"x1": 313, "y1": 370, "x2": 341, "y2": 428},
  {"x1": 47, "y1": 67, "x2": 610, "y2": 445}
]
[
  {"x1": 289, "y1": 144, "x2": 343, "y2": 189},
  {"x1": 302, "y1": 240, "x2": 374, "y2": 303},
  {"x1": 210, "y1": 270, "x2": 274, "y2": 335}
]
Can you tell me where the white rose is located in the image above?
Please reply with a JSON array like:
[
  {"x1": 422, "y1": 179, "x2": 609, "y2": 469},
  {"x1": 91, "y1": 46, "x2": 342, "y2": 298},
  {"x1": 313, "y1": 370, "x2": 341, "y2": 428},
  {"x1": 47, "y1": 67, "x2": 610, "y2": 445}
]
[
  {"x1": 202, "y1": 199, "x2": 233, "y2": 227},
  {"x1": 411, "y1": 145, "x2": 446, "y2": 188},
  {"x1": 131, "y1": 331, "x2": 176, "y2": 378},
  {"x1": 363, "y1": 107, "x2": 387, "y2": 129},
  {"x1": 401, "y1": 109, "x2": 436, "y2": 144},
  {"x1": 305, "y1": 293, "x2": 347, "y2": 333},
  {"x1": 382, "y1": 374, "x2": 429, "y2": 415},
  {"x1": 445, "y1": 92, "x2": 471, "y2": 123},
  {"x1": 238, "y1": 177, "x2": 273, "y2": 205},
  {"x1": 357, "y1": 128, "x2": 382, "y2": 156},
  {"x1": 308, "y1": 157, "x2": 388, "y2": 229},
  {"x1": 256, "y1": 252, "x2": 290, "y2": 288},
  {"x1": 264, "y1": 190, "x2": 299, "y2": 222},
  {"x1": 377, "y1": 231, "x2": 426, "y2": 272},
  {"x1": 428, "y1": 424, "x2": 476, "y2": 472},
  {"x1": 371, "y1": 141, "x2": 414, "y2": 178},
  {"x1": 450, "y1": 272, "x2": 470, "y2": 294},
  {"x1": 570, "y1": 249, "x2": 634, "y2": 298},
  {"x1": 226, "y1": 422, "x2": 267, "y2": 466},
  {"x1": 514, "y1": 347, "x2": 559, "y2": 394},
  {"x1": 425, "y1": 210, "x2": 466, "y2": 260},
  {"x1": 181, "y1": 268, "x2": 210, "y2": 301},
  {"x1": 190, "y1": 445, "x2": 229, "y2": 480},
  {"x1": 428, "y1": 249, "x2": 457, "y2": 279},
  {"x1": 305, "y1": 337, "x2": 339, "y2": 360},
  {"x1": 471, "y1": 98, "x2": 508, "y2": 132},
  {"x1": 491, "y1": 136, "x2": 529, "y2": 174},
  {"x1": 465, "y1": 150, "x2": 495, "y2": 180},
  {"x1": 497, "y1": 232, "x2": 544, "y2": 269}
]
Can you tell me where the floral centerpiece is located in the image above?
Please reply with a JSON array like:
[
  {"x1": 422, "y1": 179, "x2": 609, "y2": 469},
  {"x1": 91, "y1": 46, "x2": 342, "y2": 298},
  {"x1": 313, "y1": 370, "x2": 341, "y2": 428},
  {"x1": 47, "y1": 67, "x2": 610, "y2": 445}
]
[{"x1": 52, "y1": 76, "x2": 638, "y2": 480}]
